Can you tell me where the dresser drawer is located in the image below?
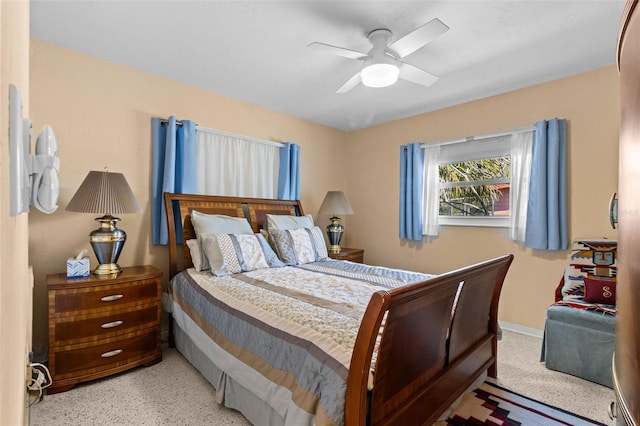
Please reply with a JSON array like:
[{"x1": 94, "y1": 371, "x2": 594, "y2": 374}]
[
  {"x1": 50, "y1": 303, "x2": 160, "y2": 345},
  {"x1": 50, "y1": 327, "x2": 160, "y2": 380},
  {"x1": 50, "y1": 278, "x2": 160, "y2": 316}
]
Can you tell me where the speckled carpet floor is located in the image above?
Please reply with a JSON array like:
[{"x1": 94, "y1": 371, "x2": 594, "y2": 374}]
[{"x1": 29, "y1": 330, "x2": 614, "y2": 425}]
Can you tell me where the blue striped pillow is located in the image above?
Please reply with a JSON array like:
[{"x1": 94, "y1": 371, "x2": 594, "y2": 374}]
[
  {"x1": 269, "y1": 226, "x2": 328, "y2": 265},
  {"x1": 203, "y1": 233, "x2": 284, "y2": 276}
]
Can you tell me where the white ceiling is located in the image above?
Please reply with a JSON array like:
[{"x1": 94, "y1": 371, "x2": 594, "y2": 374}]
[{"x1": 30, "y1": 0, "x2": 625, "y2": 131}]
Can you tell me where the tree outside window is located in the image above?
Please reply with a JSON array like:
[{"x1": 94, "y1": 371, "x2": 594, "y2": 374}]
[{"x1": 439, "y1": 156, "x2": 511, "y2": 217}]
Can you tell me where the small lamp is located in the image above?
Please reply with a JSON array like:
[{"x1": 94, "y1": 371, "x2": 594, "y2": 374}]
[
  {"x1": 66, "y1": 170, "x2": 142, "y2": 275},
  {"x1": 317, "y1": 191, "x2": 354, "y2": 254}
]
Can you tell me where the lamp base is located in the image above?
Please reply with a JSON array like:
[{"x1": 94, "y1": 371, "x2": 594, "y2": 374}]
[
  {"x1": 328, "y1": 244, "x2": 341, "y2": 254},
  {"x1": 93, "y1": 263, "x2": 122, "y2": 276},
  {"x1": 326, "y1": 216, "x2": 344, "y2": 254},
  {"x1": 90, "y1": 215, "x2": 126, "y2": 276}
]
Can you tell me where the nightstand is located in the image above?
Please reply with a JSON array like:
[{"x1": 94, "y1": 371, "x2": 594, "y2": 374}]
[
  {"x1": 47, "y1": 265, "x2": 163, "y2": 394},
  {"x1": 328, "y1": 247, "x2": 364, "y2": 263}
]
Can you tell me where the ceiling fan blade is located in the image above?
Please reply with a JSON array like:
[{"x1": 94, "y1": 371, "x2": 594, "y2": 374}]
[
  {"x1": 389, "y1": 18, "x2": 449, "y2": 58},
  {"x1": 398, "y1": 62, "x2": 439, "y2": 87},
  {"x1": 307, "y1": 42, "x2": 368, "y2": 60},
  {"x1": 336, "y1": 72, "x2": 362, "y2": 93}
]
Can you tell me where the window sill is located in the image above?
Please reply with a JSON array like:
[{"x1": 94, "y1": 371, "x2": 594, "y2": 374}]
[{"x1": 438, "y1": 216, "x2": 509, "y2": 228}]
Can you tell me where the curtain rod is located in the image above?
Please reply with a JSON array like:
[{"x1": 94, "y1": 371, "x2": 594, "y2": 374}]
[
  {"x1": 160, "y1": 119, "x2": 184, "y2": 127},
  {"x1": 418, "y1": 126, "x2": 536, "y2": 149},
  {"x1": 160, "y1": 119, "x2": 284, "y2": 148}
]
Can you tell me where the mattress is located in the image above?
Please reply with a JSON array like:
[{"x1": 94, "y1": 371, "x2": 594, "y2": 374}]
[{"x1": 167, "y1": 260, "x2": 434, "y2": 425}]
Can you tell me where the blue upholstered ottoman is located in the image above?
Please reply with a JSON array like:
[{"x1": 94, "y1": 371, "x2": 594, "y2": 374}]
[{"x1": 541, "y1": 305, "x2": 616, "y2": 388}]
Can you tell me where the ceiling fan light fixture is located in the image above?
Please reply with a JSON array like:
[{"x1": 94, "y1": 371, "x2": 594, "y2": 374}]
[{"x1": 361, "y1": 62, "x2": 400, "y2": 88}]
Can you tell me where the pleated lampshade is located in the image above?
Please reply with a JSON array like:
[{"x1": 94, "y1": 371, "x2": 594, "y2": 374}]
[
  {"x1": 66, "y1": 170, "x2": 142, "y2": 215},
  {"x1": 317, "y1": 191, "x2": 354, "y2": 217}
]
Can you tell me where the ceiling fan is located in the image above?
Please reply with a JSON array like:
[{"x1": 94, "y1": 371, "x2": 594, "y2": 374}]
[{"x1": 308, "y1": 18, "x2": 449, "y2": 93}]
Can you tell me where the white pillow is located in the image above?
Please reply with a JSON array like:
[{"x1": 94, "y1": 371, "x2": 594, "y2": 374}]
[
  {"x1": 191, "y1": 211, "x2": 253, "y2": 271},
  {"x1": 264, "y1": 214, "x2": 314, "y2": 232},
  {"x1": 203, "y1": 233, "x2": 285, "y2": 276},
  {"x1": 185, "y1": 239, "x2": 203, "y2": 271},
  {"x1": 269, "y1": 226, "x2": 329, "y2": 265}
]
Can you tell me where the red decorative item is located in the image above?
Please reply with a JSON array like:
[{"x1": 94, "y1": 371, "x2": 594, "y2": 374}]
[{"x1": 583, "y1": 277, "x2": 616, "y2": 305}]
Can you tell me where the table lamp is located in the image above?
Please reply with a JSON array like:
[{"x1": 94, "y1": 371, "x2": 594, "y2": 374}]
[
  {"x1": 66, "y1": 170, "x2": 142, "y2": 275},
  {"x1": 317, "y1": 190, "x2": 354, "y2": 254}
]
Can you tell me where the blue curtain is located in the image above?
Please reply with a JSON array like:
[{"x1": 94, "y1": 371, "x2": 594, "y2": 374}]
[
  {"x1": 399, "y1": 143, "x2": 424, "y2": 240},
  {"x1": 151, "y1": 116, "x2": 197, "y2": 245},
  {"x1": 277, "y1": 142, "x2": 300, "y2": 200},
  {"x1": 524, "y1": 118, "x2": 568, "y2": 250}
]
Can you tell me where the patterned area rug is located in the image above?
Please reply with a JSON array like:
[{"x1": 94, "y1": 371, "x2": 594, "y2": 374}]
[{"x1": 444, "y1": 381, "x2": 607, "y2": 425}]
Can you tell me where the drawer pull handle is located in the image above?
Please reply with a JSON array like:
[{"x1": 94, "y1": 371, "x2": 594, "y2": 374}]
[
  {"x1": 100, "y1": 349, "x2": 123, "y2": 358},
  {"x1": 100, "y1": 320, "x2": 123, "y2": 329},
  {"x1": 100, "y1": 294, "x2": 124, "y2": 302}
]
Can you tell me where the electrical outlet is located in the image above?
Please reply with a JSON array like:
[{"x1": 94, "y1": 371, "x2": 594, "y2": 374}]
[
  {"x1": 25, "y1": 353, "x2": 32, "y2": 389},
  {"x1": 25, "y1": 346, "x2": 33, "y2": 409},
  {"x1": 26, "y1": 364, "x2": 32, "y2": 388}
]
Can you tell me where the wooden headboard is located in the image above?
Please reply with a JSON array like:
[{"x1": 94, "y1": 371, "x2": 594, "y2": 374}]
[{"x1": 163, "y1": 192, "x2": 304, "y2": 278}]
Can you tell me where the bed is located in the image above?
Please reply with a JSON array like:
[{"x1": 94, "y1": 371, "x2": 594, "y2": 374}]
[{"x1": 163, "y1": 192, "x2": 513, "y2": 425}]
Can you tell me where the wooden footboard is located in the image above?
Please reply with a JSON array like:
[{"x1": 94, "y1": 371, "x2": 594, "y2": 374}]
[{"x1": 345, "y1": 254, "x2": 513, "y2": 426}]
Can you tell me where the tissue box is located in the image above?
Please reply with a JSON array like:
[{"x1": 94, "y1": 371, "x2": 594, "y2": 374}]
[{"x1": 67, "y1": 258, "x2": 90, "y2": 278}]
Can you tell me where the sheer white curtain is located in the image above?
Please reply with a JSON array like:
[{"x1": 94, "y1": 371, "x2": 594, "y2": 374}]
[
  {"x1": 196, "y1": 129, "x2": 280, "y2": 198},
  {"x1": 509, "y1": 131, "x2": 534, "y2": 242},
  {"x1": 422, "y1": 144, "x2": 441, "y2": 237}
]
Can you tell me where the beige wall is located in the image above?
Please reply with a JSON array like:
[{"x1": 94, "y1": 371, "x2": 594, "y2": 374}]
[
  {"x1": 29, "y1": 40, "x2": 347, "y2": 359},
  {"x1": 345, "y1": 66, "x2": 620, "y2": 330},
  {"x1": 0, "y1": 0, "x2": 32, "y2": 423}
]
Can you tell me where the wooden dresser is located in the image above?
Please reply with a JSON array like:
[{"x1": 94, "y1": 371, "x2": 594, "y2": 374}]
[
  {"x1": 47, "y1": 265, "x2": 163, "y2": 394},
  {"x1": 328, "y1": 247, "x2": 364, "y2": 263},
  {"x1": 615, "y1": 1, "x2": 640, "y2": 424}
]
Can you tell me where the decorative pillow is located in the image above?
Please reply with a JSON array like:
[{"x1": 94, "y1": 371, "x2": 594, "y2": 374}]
[
  {"x1": 583, "y1": 277, "x2": 616, "y2": 305},
  {"x1": 559, "y1": 239, "x2": 617, "y2": 301},
  {"x1": 264, "y1": 214, "x2": 315, "y2": 251},
  {"x1": 191, "y1": 211, "x2": 253, "y2": 271},
  {"x1": 202, "y1": 233, "x2": 284, "y2": 276},
  {"x1": 200, "y1": 234, "x2": 226, "y2": 275},
  {"x1": 185, "y1": 239, "x2": 203, "y2": 271},
  {"x1": 264, "y1": 214, "x2": 314, "y2": 232},
  {"x1": 270, "y1": 226, "x2": 328, "y2": 265}
]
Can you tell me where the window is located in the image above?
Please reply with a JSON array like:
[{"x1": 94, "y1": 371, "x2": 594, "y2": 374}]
[
  {"x1": 426, "y1": 134, "x2": 518, "y2": 228},
  {"x1": 403, "y1": 123, "x2": 563, "y2": 243}
]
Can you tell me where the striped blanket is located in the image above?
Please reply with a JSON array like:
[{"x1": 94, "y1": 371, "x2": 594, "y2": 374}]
[{"x1": 168, "y1": 260, "x2": 434, "y2": 425}]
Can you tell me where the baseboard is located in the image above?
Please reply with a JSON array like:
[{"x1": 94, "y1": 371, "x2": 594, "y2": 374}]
[{"x1": 499, "y1": 321, "x2": 543, "y2": 339}]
